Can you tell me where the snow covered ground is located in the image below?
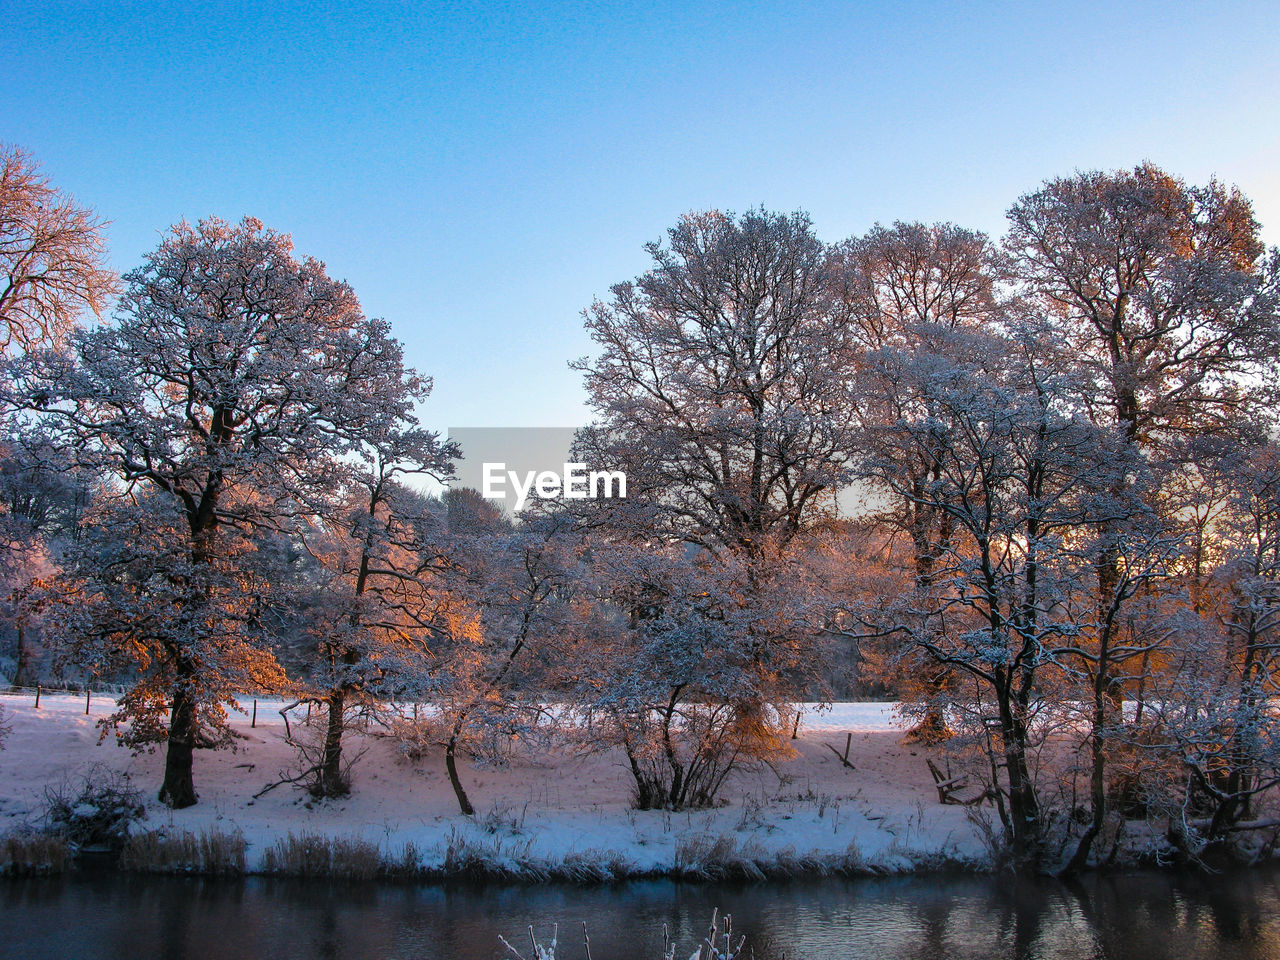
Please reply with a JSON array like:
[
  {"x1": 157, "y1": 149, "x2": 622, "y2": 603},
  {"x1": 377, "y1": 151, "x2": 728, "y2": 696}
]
[{"x1": 0, "y1": 693, "x2": 986, "y2": 876}]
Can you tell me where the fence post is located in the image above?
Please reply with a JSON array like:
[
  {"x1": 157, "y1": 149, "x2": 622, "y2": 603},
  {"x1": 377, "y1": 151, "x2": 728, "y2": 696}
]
[
  {"x1": 85, "y1": 688, "x2": 91, "y2": 715},
  {"x1": 252, "y1": 699, "x2": 257, "y2": 729},
  {"x1": 34, "y1": 685, "x2": 41, "y2": 709}
]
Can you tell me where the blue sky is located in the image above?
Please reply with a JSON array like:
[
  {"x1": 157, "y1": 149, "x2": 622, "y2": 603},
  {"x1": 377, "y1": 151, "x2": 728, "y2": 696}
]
[{"x1": 5, "y1": 1, "x2": 1278, "y2": 433}]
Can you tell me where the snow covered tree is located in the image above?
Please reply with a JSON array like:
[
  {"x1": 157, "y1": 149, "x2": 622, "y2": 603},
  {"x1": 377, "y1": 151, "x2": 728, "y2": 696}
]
[
  {"x1": 571, "y1": 209, "x2": 855, "y2": 806},
  {"x1": 431, "y1": 506, "x2": 583, "y2": 814},
  {"x1": 854, "y1": 318, "x2": 1142, "y2": 866},
  {"x1": 303, "y1": 421, "x2": 456, "y2": 799},
  {"x1": 56, "y1": 485, "x2": 290, "y2": 760},
  {"x1": 574, "y1": 207, "x2": 859, "y2": 554},
  {"x1": 0, "y1": 145, "x2": 115, "y2": 356},
  {"x1": 1005, "y1": 165, "x2": 1280, "y2": 865},
  {"x1": 1005, "y1": 163, "x2": 1279, "y2": 448},
  {"x1": 1135, "y1": 440, "x2": 1280, "y2": 855},
  {"x1": 836, "y1": 221, "x2": 1003, "y2": 738},
  {"x1": 8, "y1": 216, "x2": 428, "y2": 807}
]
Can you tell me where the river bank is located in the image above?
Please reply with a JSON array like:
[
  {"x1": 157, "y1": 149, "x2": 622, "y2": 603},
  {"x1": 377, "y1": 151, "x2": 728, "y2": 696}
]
[{"x1": 0, "y1": 692, "x2": 989, "y2": 880}]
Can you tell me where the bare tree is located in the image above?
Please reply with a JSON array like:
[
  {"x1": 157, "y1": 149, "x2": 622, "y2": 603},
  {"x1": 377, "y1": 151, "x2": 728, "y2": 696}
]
[{"x1": 0, "y1": 145, "x2": 115, "y2": 356}]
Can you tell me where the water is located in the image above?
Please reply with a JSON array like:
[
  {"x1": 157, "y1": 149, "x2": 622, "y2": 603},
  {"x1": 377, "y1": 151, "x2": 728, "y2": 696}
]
[{"x1": 5, "y1": 869, "x2": 1280, "y2": 959}]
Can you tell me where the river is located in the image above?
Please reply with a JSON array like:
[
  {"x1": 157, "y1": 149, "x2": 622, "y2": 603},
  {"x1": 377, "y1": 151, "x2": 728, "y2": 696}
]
[{"x1": 5, "y1": 868, "x2": 1280, "y2": 959}]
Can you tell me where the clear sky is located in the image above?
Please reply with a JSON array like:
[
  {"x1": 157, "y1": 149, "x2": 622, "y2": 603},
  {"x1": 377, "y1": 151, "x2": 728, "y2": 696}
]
[{"x1": 5, "y1": 1, "x2": 1278, "y2": 434}]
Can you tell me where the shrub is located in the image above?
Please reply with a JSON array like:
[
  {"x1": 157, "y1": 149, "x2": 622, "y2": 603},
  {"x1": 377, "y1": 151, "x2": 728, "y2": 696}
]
[
  {"x1": 43, "y1": 765, "x2": 145, "y2": 850},
  {"x1": 602, "y1": 700, "x2": 797, "y2": 812}
]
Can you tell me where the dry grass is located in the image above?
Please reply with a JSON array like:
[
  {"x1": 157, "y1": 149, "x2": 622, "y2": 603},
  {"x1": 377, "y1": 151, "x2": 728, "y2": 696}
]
[
  {"x1": 553, "y1": 849, "x2": 636, "y2": 883},
  {"x1": 440, "y1": 828, "x2": 534, "y2": 881},
  {"x1": 1, "y1": 831, "x2": 71, "y2": 876},
  {"x1": 674, "y1": 832, "x2": 869, "y2": 880},
  {"x1": 260, "y1": 832, "x2": 424, "y2": 880},
  {"x1": 120, "y1": 828, "x2": 246, "y2": 875}
]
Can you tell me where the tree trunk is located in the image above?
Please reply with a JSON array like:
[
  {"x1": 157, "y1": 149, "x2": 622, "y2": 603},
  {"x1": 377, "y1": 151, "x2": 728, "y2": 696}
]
[
  {"x1": 12, "y1": 623, "x2": 31, "y2": 688},
  {"x1": 317, "y1": 687, "x2": 350, "y2": 797},
  {"x1": 159, "y1": 686, "x2": 198, "y2": 808},
  {"x1": 1063, "y1": 711, "x2": 1106, "y2": 874},
  {"x1": 445, "y1": 720, "x2": 474, "y2": 815},
  {"x1": 998, "y1": 685, "x2": 1041, "y2": 869},
  {"x1": 624, "y1": 742, "x2": 655, "y2": 810}
]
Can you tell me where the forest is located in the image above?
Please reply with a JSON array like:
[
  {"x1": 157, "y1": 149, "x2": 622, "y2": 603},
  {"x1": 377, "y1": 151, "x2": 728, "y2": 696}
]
[{"x1": 2, "y1": 145, "x2": 1278, "y2": 875}]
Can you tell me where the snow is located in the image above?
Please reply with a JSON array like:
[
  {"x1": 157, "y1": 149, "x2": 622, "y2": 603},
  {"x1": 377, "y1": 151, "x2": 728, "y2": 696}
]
[{"x1": 0, "y1": 693, "x2": 985, "y2": 876}]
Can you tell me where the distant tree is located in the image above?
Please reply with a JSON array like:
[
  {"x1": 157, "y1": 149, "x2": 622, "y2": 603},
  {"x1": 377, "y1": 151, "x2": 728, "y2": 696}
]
[
  {"x1": 0, "y1": 424, "x2": 95, "y2": 686},
  {"x1": 10, "y1": 216, "x2": 424, "y2": 807},
  {"x1": 0, "y1": 145, "x2": 115, "y2": 356}
]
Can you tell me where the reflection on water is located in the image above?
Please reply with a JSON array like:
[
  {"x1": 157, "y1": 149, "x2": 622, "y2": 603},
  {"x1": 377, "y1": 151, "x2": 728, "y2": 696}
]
[{"x1": 4, "y1": 868, "x2": 1280, "y2": 959}]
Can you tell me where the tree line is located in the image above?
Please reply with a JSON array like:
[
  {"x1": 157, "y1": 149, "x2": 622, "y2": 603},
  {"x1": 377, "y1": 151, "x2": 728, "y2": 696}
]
[{"x1": 2, "y1": 145, "x2": 1278, "y2": 872}]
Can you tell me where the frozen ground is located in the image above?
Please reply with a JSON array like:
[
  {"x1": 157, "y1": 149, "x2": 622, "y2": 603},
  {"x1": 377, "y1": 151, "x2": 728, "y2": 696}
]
[{"x1": 0, "y1": 693, "x2": 986, "y2": 875}]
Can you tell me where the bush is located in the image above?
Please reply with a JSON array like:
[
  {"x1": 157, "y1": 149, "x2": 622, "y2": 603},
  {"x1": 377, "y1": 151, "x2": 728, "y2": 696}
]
[
  {"x1": 602, "y1": 700, "x2": 797, "y2": 812},
  {"x1": 43, "y1": 765, "x2": 145, "y2": 850}
]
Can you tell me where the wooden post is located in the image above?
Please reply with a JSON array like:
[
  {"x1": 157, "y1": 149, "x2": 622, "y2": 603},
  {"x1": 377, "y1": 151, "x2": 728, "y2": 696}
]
[
  {"x1": 413, "y1": 702, "x2": 419, "y2": 722},
  {"x1": 34, "y1": 685, "x2": 41, "y2": 709},
  {"x1": 252, "y1": 699, "x2": 258, "y2": 728},
  {"x1": 85, "y1": 688, "x2": 91, "y2": 715},
  {"x1": 824, "y1": 731, "x2": 856, "y2": 769}
]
